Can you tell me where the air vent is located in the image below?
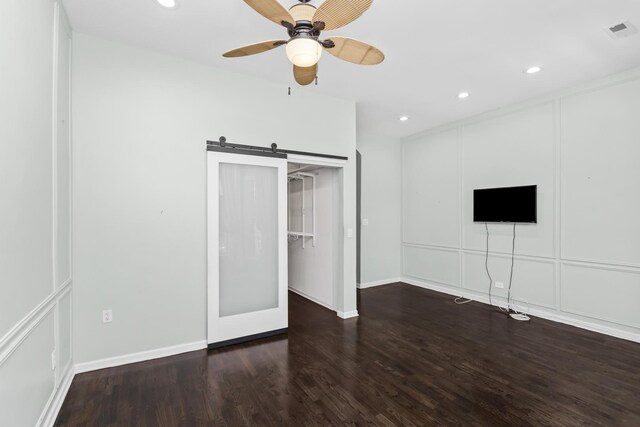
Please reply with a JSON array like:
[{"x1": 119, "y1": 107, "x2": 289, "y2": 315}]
[
  {"x1": 606, "y1": 21, "x2": 638, "y2": 39},
  {"x1": 610, "y1": 23, "x2": 627, "y2": 33}
]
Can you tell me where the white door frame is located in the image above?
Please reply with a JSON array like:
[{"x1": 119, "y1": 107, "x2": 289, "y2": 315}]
[
  {"x1": 287, "y1": 154, "x2": 348, "y2": 313},
  {"x1": 207, "y1": 151, "x2": 288, "y2": 347}
]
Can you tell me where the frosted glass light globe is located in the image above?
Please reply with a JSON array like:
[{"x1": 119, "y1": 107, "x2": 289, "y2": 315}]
[{"x1": 286, "y1": 38, "x2": 322, "y2": 67}]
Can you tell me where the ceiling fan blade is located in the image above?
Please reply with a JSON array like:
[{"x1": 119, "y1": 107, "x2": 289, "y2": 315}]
[
  {"x1": 313, "y1": 0, "x2": 372, "y2": 31},
  {"x1": 324, "y1": 37, "x2": 384, "y2": 65},
  {"x1": 223, "y1": 40, "x2": 287, "y2": 58},
  {"x1": 294, "y1": 64, "x2": 317, "y2": 86},
  {"x1": 243, "y1": 0, "x2": 295, "y2": 27}
]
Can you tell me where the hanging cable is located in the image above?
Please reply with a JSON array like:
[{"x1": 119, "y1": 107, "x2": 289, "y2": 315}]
[
  {"x1": 505, "y1": 223, "x2": 530, "y2": 321},
  {"x1": 486, "y1": 223, "x2": 509, "y2": 315},
  {"x1": 486, "y1": 223, "x2": 494, "y2": 306}
]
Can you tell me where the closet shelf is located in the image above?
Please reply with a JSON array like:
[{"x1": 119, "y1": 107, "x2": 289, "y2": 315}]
[
  {"x1": 288, "y1": 232, "x2": 315, "y2": 238},
  {"x1": 287, "y1": 171, "x2": 316, "y2": 248}
]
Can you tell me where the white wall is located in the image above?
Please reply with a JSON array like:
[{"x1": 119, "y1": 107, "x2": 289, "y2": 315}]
[
  {"x1": 0, "y1": 0, "x2": 74, "y2": 425},
  {"x1": 288, "y1": 168, "x2": 340, "y2": 310},
  {"x1": 401, "y1": 68, "x2": 640, "y2": 342},
  {"x1": 356, "y1": 132, "x2": 402, "y2": 286},
  {"x1": 72, "y1": 33, "x2": 358, "y2": 366}
]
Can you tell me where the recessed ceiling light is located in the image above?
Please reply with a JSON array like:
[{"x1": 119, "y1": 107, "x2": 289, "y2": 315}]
[
  {"x1": 525, "y1": 66, "x2": 542, "y2": 74},
  {"x1": 399, "y1": 116, "x2": 409, "y2": 122},
  {"x1": 458, "y1": 92, "x2": 470, "y2": 99},
  {"x1": 155, "y1": 0, "x2": 177, "y2": 9}
]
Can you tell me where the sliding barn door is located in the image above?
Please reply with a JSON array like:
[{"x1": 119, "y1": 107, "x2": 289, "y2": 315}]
[{"x1": 207, "y1": 151, "x2": 288, "y2": 347}]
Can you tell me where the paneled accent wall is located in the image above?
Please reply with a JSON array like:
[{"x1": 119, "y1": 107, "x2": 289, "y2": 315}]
[
  {"x1": 402, "y1": 69, "x2": 640, "y2": 341},
  {"x1": 0, "y1": 1, "x2": 73, "y2": 425}
]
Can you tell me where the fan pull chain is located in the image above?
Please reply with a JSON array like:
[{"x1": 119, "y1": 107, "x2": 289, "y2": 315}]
[
  {"x1": 287, "y1": 60, "x2": 292, "y2": 95},
  {"x1": 315, "y1": 75, "x2": 318, "y2": 86}
]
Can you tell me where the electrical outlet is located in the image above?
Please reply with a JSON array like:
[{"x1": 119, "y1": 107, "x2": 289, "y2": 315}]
[
  {"x1": 102, "y1": 309, "x2": 113, "y2": 323},
  {"x1": 495, "y1": 282, "x2": 505, "y2": 289},
  {"x1": 362, "y1": 218, "x2": 369, "y2": 227},
  {"x1": 51, "y1": 350, "x2": 56, "y2": 371}
]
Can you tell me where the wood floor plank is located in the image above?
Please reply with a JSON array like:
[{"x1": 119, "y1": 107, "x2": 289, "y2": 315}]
[{"x1": 55, "y1": 284, "x2": 640, "y2": 426}]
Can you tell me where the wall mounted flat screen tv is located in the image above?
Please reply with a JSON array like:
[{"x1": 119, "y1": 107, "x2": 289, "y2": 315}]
[{"x1": 473, "y1": 185, "x2": 537, "y2": 223}]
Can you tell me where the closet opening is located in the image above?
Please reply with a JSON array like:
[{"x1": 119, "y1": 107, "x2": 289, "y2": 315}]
[{"x1": 287, "y1": 160, "x2": 344, "y2": 313}]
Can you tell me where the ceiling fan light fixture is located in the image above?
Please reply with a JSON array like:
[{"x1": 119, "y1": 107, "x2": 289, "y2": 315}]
[
  {"x1": 224, "y1": 0, "x2": 383, "y2": 85},
  {"x1": 286, "y1": 38, "x2": 323, "y2": 68}
]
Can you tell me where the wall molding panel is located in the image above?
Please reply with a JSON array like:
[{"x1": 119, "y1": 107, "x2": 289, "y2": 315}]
[
  {"x1": 0, "y1": 284, "x2": 70, "y2": 366},
  {"x1": 402, "y1": 242, "x2": 460, "y2": 253},
  {"x1": 403, "y1": 241, "x2": 564, "y2": 265},
  {"x1": 560, "y1": 263, "x2": 640, "y2": 330},
  {"x1": 0, "y1": 1, "x2": 74, "y2": 426},
  {"x1": 39, "y1": 364, "x2": 74, "y2": 427},
  {"x1": 399, "y1": 277, "x2": 640, "y2": 344},
  {"x1": 403, "y1": 246, "x2": 460, "y2": 287},
  {"x1": 401, "y1": 66, "x2": 640, "y2": 343},
  {"x1": 461, "y1": 251, "x2": 557, "y2": 311}
]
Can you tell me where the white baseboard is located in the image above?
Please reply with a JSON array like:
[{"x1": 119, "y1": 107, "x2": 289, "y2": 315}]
[
  {"x1": 39, "y1": 363, "x2": 74, "y2": 427},
  {"x1": 401, "y1": 277, "x2": 640, "y2": 344},
  {"x1": 337, "y1": 310, "x2": 359, "y2": 319},
  {"x1": 287, "y1": 286, "x2": 357, "y2": 320},
  {"x1": 357, "y1": 277, "x2": 403, "y2": 289},
  {"x1": 288, "y1": 287, "x2": 335, "y2": 312},
  {"x1": 75, "y1": 340, "x2": 207, "y2": 374}
]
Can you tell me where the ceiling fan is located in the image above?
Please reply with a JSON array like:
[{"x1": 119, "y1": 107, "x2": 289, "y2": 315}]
[{"x1": 223, "y1": 0, "x2": 384, "y2": 86}]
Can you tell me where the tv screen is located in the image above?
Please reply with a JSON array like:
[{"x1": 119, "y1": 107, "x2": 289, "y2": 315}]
[{"x1": 473, "y1": 185, "x2": 537, "y2": 223}]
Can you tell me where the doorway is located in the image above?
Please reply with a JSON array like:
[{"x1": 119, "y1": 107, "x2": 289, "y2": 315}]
[
  {"x1": 206, "y1": 143, "x2": 347, "y2": 348},
  {"x1": 287, "y1": 161, "x2": 343, "y2": 311}
]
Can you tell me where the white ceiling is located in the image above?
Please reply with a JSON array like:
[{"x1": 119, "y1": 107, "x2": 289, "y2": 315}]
[{"x1": 62, "y1": 0, "x2": 640, "y2": 139}]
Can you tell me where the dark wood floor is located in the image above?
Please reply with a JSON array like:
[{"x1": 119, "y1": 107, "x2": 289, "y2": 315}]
[{"x1": 56, "y1": 283, "x2": 640, "y2": 426}]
